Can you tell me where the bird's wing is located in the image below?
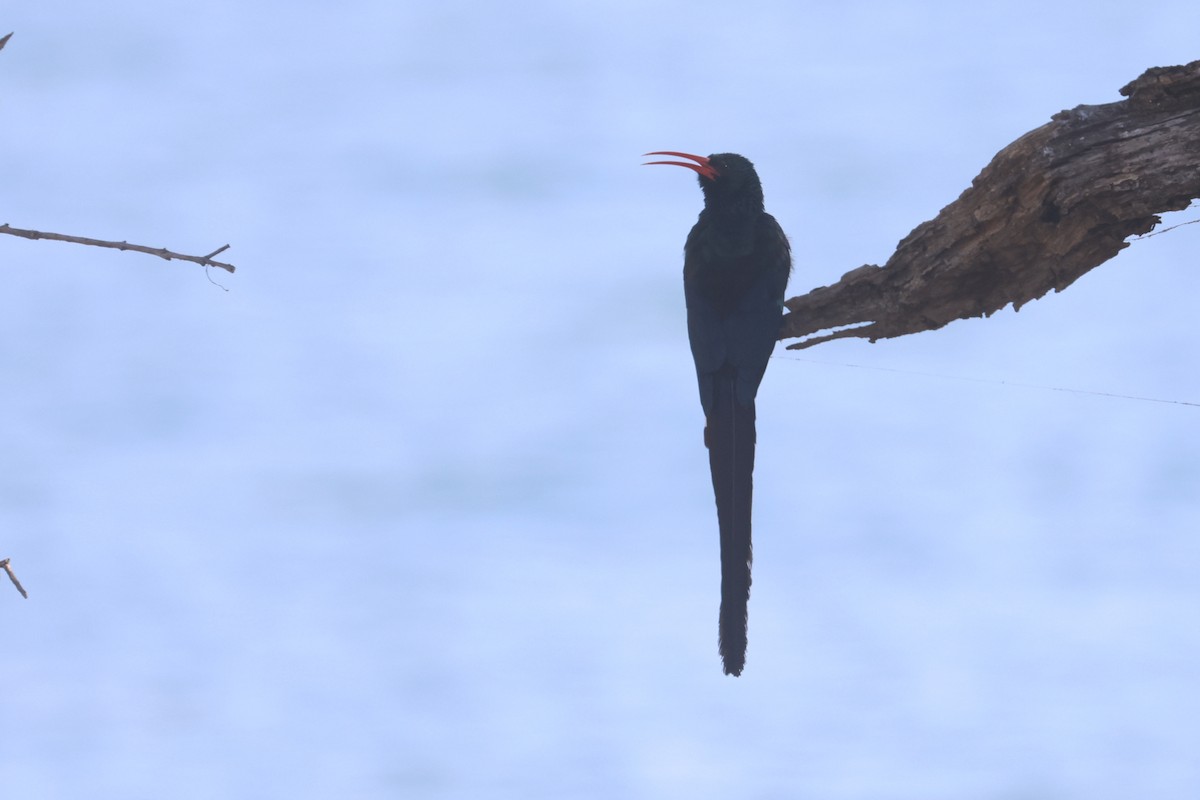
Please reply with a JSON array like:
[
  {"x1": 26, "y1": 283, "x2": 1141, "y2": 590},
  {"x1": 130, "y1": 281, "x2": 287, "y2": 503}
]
[{"x1": 723, "y1": 215, "x2": 791, "y2": 405}]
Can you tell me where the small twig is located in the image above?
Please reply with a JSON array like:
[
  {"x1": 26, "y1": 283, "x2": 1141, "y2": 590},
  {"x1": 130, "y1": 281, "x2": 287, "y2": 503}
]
[
  {"x1": 0, "y1": 558, "x2": 28, "y2": 599},
  {"x1": 0, "y1": 224, "x2": 237, "y2": 273}
]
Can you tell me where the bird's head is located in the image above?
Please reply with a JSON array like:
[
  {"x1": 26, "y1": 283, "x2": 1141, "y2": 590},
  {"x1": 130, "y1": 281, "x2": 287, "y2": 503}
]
[{"x1": 643, "y1": 151, "x2": 764, "y2": 211}]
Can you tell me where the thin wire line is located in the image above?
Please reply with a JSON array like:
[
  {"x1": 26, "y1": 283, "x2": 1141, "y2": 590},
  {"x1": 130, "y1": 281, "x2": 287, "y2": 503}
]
[
  {"x1": 1133, "y1": 217, "x2": 1200, "y2": 239},
  {"x1": 773, "y1": 355, "x2": 1200, "y2": 408}
]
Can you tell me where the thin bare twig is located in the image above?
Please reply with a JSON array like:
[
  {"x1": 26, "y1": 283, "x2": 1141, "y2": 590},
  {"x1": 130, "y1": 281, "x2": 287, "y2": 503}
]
[
  {"x1": 0, "y1": 558, "x2": 28, "y2": 599},
  {"x1": 0, "y1": 224, "x2": 237, "y2": 273}
]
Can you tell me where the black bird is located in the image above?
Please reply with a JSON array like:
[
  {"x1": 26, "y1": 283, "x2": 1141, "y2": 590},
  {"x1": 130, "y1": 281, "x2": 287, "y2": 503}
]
[{"x1": 645, "y1": 151, "x2": 791, "y2": 676}]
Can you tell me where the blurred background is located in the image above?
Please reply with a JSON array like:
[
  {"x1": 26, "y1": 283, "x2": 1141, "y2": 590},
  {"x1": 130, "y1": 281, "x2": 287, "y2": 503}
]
[{"x1": 2, "y1": 2, "x2": 1198, "y2": 798}]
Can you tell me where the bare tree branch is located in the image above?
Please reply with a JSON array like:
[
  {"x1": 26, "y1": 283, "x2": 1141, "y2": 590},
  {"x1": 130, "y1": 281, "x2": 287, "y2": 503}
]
[
  {"x1": 1, "y1": 224, "x2": 237, "y2": 273},
  {"x1": 0, "y1": 558, "x2": 28, "y2": 599},
  {"x1": 4, "y1": 33, "x2": 237, "y2": 276},
  {"x1": 782, "y1": 60, "x2": 1200, "y2": 349}
]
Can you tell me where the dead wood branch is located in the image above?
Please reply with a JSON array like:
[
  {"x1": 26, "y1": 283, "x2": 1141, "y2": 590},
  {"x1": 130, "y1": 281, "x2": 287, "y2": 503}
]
[
  {"x1": 0, "y1": 558, "x2": 28, "y2": 599},
  {"x1": 782, "y1": 60, "x2": 1200, "y2": 349},
  {"x1": 0, "y1": 224, "x2": 237, "y2": 273},
  {"x1": 3, "y1": 34, "x2": 237, "y2": 275}
]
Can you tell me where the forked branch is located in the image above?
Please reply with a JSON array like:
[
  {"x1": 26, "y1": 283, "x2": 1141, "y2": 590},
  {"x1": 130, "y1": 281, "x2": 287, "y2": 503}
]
[
  {"x1": 2, "y1": 34, "x2": 236, "y2": 275},
  {"x1": 0, "y1": 224, "x2": 237, "y2": 273}
]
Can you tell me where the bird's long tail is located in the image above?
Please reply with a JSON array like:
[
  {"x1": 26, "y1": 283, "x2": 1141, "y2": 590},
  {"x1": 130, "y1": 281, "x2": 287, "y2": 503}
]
[{"x1": 705, "y1": 368, "x2": 756, "y2": 676}]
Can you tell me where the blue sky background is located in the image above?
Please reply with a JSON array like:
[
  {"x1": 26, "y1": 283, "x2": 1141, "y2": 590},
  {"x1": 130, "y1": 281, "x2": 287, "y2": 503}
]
[{"x1": 2, "y1": 3, "x2": 1199, "y2": 798}]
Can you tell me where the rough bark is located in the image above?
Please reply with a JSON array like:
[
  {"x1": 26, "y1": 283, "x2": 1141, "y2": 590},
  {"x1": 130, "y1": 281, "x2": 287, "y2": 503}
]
[{"x1": 781, "y1": 60, "x2": 1200, "y2": 349}]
